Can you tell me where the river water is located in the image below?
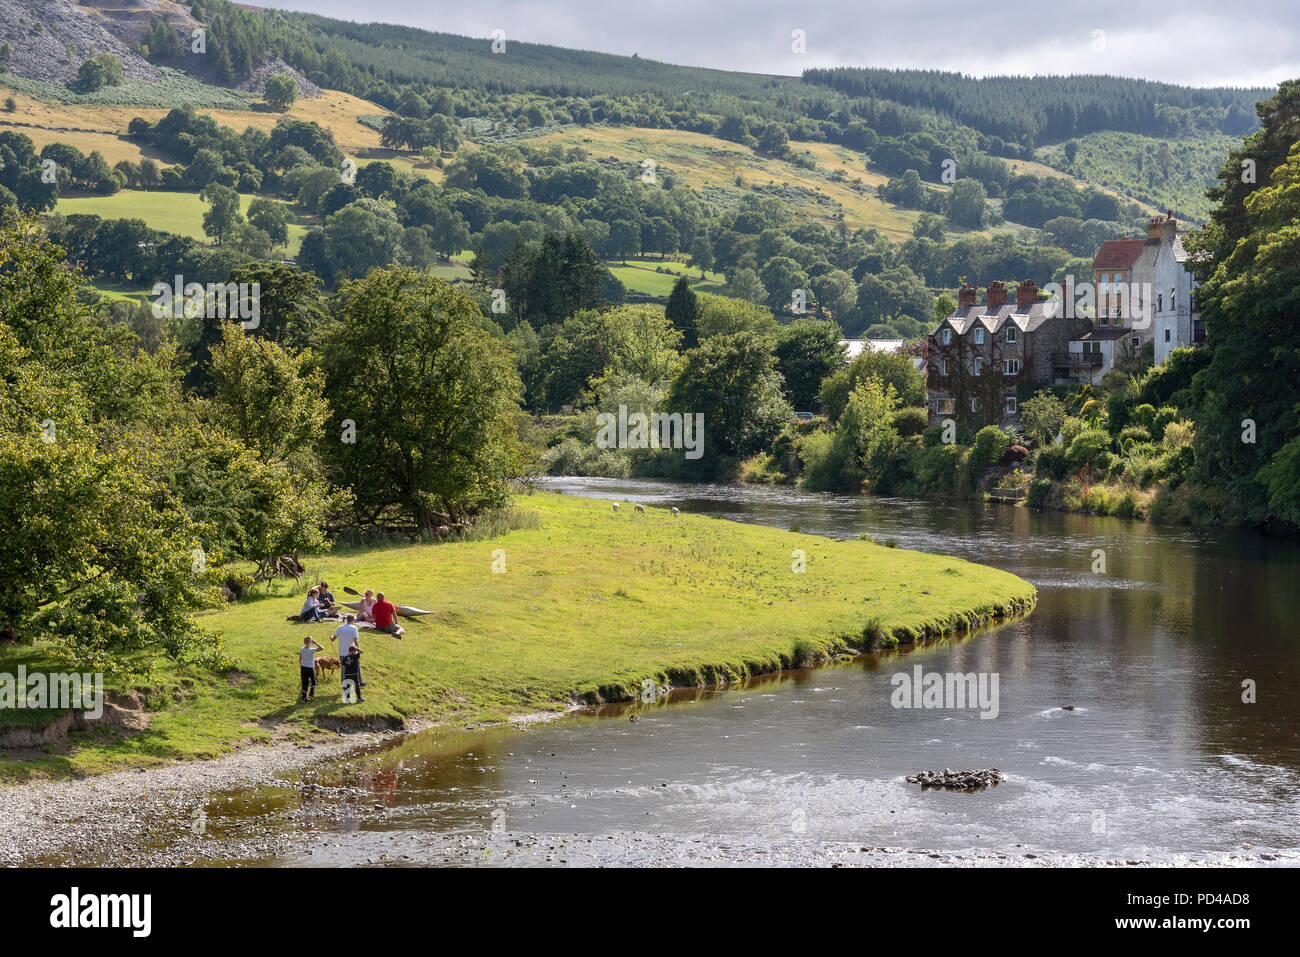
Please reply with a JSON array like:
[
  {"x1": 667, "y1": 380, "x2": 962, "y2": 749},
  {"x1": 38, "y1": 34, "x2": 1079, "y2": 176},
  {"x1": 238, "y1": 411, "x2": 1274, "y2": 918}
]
[{"x1": 86, "y1": 478, "x2": 1300, "y2": 865}]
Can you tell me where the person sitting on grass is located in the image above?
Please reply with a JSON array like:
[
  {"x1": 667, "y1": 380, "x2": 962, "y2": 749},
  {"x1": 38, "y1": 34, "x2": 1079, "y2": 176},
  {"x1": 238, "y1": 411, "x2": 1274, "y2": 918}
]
[
  {"x1": 341, "y1": 641, "x2": 364, "y2": 703},
  {"x1": 299, "y1": 635, "x2": 323, "y2": 702},
  {"x1": 356, "y1": 588, "x2": 377, "y2": 623},
  {"x1": 371, "y1": 592, "x2": 404, "y2": 639},
  {"x1": 317, "y1": 581, "x2": 339, "y2": 615},
  {"x1": 299, "y1": 587, "x2": 327, "y2": 623}
]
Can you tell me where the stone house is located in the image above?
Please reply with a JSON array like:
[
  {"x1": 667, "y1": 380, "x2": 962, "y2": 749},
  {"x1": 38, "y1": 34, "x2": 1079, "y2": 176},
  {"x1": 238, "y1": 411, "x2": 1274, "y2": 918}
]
[{"x1": 925, "y1": 281, "x2": 1092, "y2": 429}]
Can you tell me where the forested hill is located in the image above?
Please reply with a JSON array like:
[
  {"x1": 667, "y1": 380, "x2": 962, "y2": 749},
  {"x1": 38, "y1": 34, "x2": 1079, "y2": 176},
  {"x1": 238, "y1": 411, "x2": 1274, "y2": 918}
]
[
  {"x1": 802, "y1": 68, "x2": 1268, "y2": 145},
  {"x1": 283, "y1": 12, "x2": 798, "y2": 98}
]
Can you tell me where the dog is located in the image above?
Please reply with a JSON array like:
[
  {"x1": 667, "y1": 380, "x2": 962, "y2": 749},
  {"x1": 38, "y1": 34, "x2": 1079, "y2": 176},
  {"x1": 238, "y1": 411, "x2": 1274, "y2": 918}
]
[
  {"x1": 634, "y1": 503, "x2": 645, "y2": 514},
  {"x1": 612, "y1": 502, "x2": 620, "y2": 512},
  {"x1": 314, "y1": 655, "x2": 341, "y2": 679},
  {"x1": 671, "y1": 507, "x2": 679, "y2": 517}
]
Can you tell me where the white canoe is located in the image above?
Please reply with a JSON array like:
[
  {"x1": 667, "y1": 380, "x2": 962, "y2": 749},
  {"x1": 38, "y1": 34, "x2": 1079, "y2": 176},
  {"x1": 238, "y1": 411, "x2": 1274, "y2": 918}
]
[{"x1": 339, "y1": 600, "x2": 432, "y2": 617}]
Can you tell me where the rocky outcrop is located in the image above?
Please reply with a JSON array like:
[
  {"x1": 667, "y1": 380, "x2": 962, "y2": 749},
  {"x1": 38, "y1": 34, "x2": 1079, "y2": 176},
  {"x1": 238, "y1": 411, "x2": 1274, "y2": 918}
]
[
  {"x1": 0, "y1": 0, "x2": 165, "y2": 84},
  {"x1": 907, "y1": 768, "x2": 1006, "y2": 790}
]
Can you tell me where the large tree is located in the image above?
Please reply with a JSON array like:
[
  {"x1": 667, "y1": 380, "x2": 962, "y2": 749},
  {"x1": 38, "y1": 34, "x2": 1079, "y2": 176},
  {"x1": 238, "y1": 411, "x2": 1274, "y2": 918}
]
[{"x1": 321, "y1": 268, "x2": 524, "y2": 529}]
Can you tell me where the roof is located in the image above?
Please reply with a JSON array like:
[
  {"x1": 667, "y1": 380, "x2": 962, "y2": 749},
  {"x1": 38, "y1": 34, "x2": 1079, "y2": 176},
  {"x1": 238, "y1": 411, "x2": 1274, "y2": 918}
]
[
  {"x1": 841, "y1": 338, "x2": 905, "y2": 359},
  {"x1": 936, "y1": 300, "x2": 1061, "y2": 336},
  {"x1": 1072, "y1": 327, "x2": 1135, "y2": 341},
  {"x1": 1093, "y1": 238, "x2": 1146, "y2": 270}
]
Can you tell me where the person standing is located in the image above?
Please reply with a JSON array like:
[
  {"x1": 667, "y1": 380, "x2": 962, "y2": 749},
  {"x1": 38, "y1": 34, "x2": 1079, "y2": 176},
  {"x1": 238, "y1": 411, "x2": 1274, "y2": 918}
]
[
  {"x1": 298, "y1": 636, "x2": 323, "y2": 701},
  {"x1": 331, "y1": 614, "x2": 363, "y2": 689},
  {"x1": 341, "y1": 641, "x2": 364, "y2": 703}
]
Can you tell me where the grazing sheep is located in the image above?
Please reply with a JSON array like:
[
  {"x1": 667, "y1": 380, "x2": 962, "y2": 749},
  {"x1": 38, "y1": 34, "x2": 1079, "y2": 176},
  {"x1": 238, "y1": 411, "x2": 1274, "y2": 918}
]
[
  {"x1": 671, "y1": 507, "x2": 679, "y2": 518},
  {"x1": 436, "y1": 524, "x2": 450, "y2": 540},
  {"x1": 634, "y1": 503, "x2": 646, "y2": 514},
  {"x1": 612, "y1": 502, "x2": 620, "y2": 512}
]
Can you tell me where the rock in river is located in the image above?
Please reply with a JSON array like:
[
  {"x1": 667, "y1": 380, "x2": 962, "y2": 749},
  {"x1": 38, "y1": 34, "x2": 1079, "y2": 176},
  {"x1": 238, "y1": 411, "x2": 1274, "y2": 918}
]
[{"x1": 906, "y1": 768, "x2": 1006, "y2": 790}]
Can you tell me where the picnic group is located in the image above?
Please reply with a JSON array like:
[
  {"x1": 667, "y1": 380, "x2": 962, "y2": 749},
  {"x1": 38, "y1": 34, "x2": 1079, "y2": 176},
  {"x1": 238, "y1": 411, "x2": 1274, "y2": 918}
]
[{"x1": 290, "y1": 582, "x2": 407, "y2": 704}]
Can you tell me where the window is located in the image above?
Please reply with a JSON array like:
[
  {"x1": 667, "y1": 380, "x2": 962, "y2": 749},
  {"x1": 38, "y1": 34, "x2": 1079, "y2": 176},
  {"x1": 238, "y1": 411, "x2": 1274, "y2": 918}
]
[
  {"x1": 1005, "y1": 396, "x2": 1017, "y2": 414},
  {"x1": 938, "y1": 398, "x2": 954, "y2": 414},
  {"x1": 939, "y1": 358, "x2": 948, "y2": 375},
  {"x1": 973, "y1": 357, "x2": 983, "y2": 375},
  {"x1": 942, "y1": 328, "x2": 952, "y2": 345},
  {"x1": 1006, "y1": 326, "x2": 1016, "y2": 343},
  {"x1": 1003, "y1": 359, "x2": 1020, "y2": 375},
  {"x1": 1165, "y1": 329, "x2": 1171, "y2": 342},
  {"x1": 1157, "y1": 294, "x2": 1163, "y2": 312},
  {"x1": 1132, "y1": 336, "x2": 1141, "y2": 349},
  {"x1": 970, "y1": 397, "x2": 979, "y2": 412},
  {"x1": 975, "y1": 328, "x2": 986, "y2": 344}
]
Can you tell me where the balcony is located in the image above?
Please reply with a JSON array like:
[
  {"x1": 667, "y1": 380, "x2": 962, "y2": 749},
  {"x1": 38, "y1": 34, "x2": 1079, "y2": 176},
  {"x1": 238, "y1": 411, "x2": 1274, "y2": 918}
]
[{"x1": 1052, "y1": 352, "x2": 1103, "y2": 368}]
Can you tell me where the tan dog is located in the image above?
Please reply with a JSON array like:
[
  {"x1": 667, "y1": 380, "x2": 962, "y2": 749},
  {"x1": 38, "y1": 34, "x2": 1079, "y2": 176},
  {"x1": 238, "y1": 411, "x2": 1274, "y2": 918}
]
[{"x1": 314, "y1": 655, "x2": 341, "y2": 679}]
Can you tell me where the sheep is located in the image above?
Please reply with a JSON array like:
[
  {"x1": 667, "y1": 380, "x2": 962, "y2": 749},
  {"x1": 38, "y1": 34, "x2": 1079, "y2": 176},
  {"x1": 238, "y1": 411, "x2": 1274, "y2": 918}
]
[
  {"x1": 671, "y1": 507, "x2": 679, "y2": 518},
  {"x1": 634, "y1": 503, "x2": 646, "y2": 514},
  {"x1": 612, "y1": 502, "x2": 620, "y2": 512}
]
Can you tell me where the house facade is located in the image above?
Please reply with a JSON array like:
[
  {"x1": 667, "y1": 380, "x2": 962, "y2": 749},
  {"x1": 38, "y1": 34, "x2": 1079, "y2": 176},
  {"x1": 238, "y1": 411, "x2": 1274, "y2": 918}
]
[
  {"x1": 925, "y1": 281, "x2": 1092, "y2": 429},
  {"x1": 1092, "y1": 211, "x2": 1202, "y2": 371}
]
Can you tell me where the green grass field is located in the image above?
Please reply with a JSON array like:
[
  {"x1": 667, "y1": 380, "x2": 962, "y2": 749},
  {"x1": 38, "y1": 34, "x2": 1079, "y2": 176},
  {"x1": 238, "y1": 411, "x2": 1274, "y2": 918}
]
[
  {"x1": 0, "y1": 491, "x2": 1035, "y2": 781},
  {"x1": 609, "y1": 258, "x2": 728, "y2": 297},
  {"x1": 55, "y1": 190, "x2": 311, "y2": 256}
]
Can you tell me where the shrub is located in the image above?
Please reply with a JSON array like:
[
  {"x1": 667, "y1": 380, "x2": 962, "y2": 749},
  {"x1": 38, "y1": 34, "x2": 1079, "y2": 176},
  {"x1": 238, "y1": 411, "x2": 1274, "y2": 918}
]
[
  {"x1": 1133, "y1": 403, "x2": 1156, "y2": 428},
  {"x1": 1025, "y1": 477, "x2": 1053, "y2": 509},
  {"x1": 891, "y1": 406, "x2": 929, "y2": 437},
  {"x1": 969, "y1": 425, "x2": 1011, "y2": 470},
  {"x1": 1162, "y1": 420, "x2": 1195, "y2": 448},
  {"x1": 1152, "y1": 405, "x2": 1178, "y2": 439},
  {"x1": 1065, "y1": 428, "x2": 1112, "y2": 472},
  {"x1": 1000, "y1": 444, "x2": 1029, "y2": 465},
  {"x1": 1034, "y1": 442, "x2": 1069, "y2": 479},
  {"x1": 1119, "y1": 425, "x2": 1151, "y2": 446}
]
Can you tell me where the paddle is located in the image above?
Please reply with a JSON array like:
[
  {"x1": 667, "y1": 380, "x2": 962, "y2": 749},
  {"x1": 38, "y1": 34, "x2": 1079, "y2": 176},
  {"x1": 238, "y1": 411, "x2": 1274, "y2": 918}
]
[{"x1": 342, "y1": 586, "x2": 361, "y2": 596}]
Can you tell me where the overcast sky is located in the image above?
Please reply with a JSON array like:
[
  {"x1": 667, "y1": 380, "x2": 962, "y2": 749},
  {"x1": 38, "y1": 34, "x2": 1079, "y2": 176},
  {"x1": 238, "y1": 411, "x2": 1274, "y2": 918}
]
[{"x1": 265, "y1": 0, "x2": 1298, "y2": 88}]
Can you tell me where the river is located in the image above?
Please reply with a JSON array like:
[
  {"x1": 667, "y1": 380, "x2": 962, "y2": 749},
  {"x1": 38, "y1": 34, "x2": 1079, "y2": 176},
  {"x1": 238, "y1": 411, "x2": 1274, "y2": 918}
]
[{"x1": 48, "y1": 478, "x2": 1300, "y2": 866}]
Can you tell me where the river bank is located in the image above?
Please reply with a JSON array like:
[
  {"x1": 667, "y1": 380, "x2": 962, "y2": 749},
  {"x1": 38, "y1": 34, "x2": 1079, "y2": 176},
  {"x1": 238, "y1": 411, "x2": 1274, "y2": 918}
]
[{"x1": 0, "y1": 490, "x2": 1035, "y2": 783}]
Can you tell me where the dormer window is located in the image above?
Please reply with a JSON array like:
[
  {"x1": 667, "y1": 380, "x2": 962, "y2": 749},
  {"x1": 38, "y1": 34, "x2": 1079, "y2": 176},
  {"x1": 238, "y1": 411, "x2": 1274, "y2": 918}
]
[
  {"x1": 942, "y1": 328, "x2": 953, "y2": 345},
  {"x1": 975, "y1": 329, "x2": 986, "y2": 345},
  {"x1": 1006, "y1": 326, "x2": 1016, "y2": 343}
]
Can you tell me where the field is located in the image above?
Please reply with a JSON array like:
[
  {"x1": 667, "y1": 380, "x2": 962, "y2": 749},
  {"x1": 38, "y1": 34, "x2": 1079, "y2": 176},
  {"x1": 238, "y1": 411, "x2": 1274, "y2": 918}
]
[
  {"x1": 532, "y1": 126, "x2": 926, "y2": 239},
  {"x1": 0, "y1": 491, "x2": 1036, "y2": 781},
  {"x1": 56, "y1": 189, "x2": 311, "y2": 255},
  {"x1": 608, "y1": 256, "x2": 728, "y2": 297},
  {"x1": 0, "y1": 85, "x2": 392, "y2": 167}
]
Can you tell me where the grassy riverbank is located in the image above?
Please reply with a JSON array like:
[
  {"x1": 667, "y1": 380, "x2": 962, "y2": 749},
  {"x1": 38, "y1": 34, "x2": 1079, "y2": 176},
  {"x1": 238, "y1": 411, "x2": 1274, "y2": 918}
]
[{"x1": 0, "y1": 491, "x2": 1035, "y2": 782}]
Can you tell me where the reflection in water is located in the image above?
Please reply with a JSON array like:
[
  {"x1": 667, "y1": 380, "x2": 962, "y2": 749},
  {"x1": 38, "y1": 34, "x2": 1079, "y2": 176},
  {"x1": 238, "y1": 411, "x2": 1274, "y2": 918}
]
[{"x1": 85, "y1": 478, "x2": 1300, "y2": 864}]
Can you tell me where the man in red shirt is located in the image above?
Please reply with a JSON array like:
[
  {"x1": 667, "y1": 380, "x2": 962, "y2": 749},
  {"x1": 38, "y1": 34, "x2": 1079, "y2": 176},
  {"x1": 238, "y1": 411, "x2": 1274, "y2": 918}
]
[{"x1": 371, "y1": 592, "x2": 404, "y2": 639}]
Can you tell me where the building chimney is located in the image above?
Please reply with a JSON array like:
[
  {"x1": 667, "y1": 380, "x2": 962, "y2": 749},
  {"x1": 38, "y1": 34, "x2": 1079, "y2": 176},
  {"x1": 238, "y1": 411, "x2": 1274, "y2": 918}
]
[
  {"x1": 1016, "y1": 280, "x2": 1038, "y2": 310},
  {"x1": 1147, "y1": 216, "x2": 1164, "y2": 240},
  {"x1": 986, "y1": 281, "x2": 1006, "y2": 310},
  {"x1": 958, "y1": 283, "x2": 976, "y2": 309}
]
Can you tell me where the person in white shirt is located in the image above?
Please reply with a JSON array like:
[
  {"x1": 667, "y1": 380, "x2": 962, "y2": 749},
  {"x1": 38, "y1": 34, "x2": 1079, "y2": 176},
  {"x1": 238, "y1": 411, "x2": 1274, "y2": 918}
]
[
  {"x1": 298, "y1": 636, "x2": 323, "y2": 701},
  {"x1": 331, "y1": 615, "x2": 363, "y2": 689}
]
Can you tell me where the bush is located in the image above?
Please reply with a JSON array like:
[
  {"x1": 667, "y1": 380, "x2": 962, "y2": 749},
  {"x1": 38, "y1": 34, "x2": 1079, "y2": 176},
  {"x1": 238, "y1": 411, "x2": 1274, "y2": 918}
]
[
  {"x1": 1133, "y1": 403, "x2": 1156, "y2": 428},
  {"x1": 1119, "y1": 425, "x2": 1151, "y2": 446},
  {"x1": 1065, "y1": 428, "x2": 1112, "y2": 472},
  {"x1": 1034, "y1": 443, "x2": 1068, "y2": 479},
  {"x1": 969, "y1": 425, "x2": 1010, "y2": 469},
  {"x1": 1025, "y1": 477, "x2": 1053, "y2": 509},
  {"x1": 1000, "y1": 444, "x2": 1029, "y2": 465},
  {"x1": 1152, "y1": 406, "x2": 1178, "y2": 439},
  {"x1": 891, "y1": 406, "x2": 929, "y2": 437},
  {"x1": 1162, "y1": 420, "x2": 1195, "y2": 448}
]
